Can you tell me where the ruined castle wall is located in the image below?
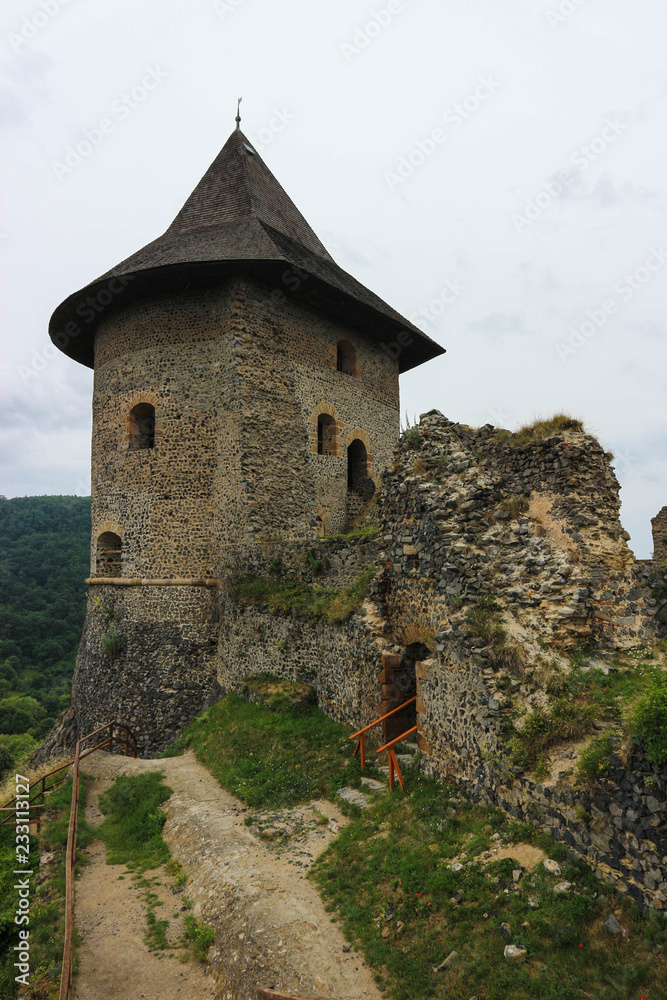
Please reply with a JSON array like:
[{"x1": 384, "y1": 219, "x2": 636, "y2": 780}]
[
  {"x1": 215, "y1": 535, "x2": 385, "y2": 729},
  {"x1": 71, "y1": 585, "x2": 220, "y2": 756},
  {"x1": 379, "y1": 412, "x2": 655, "y2": 656},
  {"x1": 456, "y1": 747, "x2": 667, "y2": 913},
  {"x1": 652, "y1": 506, "x2": 667, "y2": 563}
]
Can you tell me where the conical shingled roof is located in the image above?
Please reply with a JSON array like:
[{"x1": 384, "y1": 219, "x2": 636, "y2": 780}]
[{"x1": 49, "y1": 129, "x2": 445, "y2": 373}]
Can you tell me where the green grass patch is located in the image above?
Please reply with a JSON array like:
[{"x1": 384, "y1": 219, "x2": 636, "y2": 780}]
[
  {"x1": 183, "y1": 915, "x2": 215, "y2": 962},
  {"x1": 465, "y1": 596, "x2": 524, "y2": 672},
  {"x1": 311, "y1": 766, "x2": 667, "y2": 1000},
  {"x1": 161, "y1": 689, "x2": 374, "y2": 809},
  {"x1": 96, "y1": 772, "x2": 214, "y2": 961},
  {"x1": 510, "y1": 655, "x2": 663, "y2": 777},
  {"x1": 97, "y1": 772, "x2": 171, "y2": 872},
  {"x1": 574, "y1": 734, "x2": 614, "y2": 784},
  {"x1": 494, "y1": 414, "x2": 584, "y2": 446},
  {"x1": 244, "y1": 673, "x2": 317, "y2": 714},
  {"x1": 228, "y1": 566, "x2": 375, "y2": 623},
  {"x1": 631, "y1": 668, "x2": 667, "y2": 765}
]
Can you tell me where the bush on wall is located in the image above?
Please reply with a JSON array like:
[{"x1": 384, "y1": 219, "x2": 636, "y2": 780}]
[{"x1": 632, "y1": 671, "x2": 667, "y2": 765}]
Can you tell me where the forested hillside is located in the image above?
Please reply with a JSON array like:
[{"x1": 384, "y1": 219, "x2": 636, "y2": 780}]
[{"x1": 0, "y1": 496, "x2": 90, "y2": 774}]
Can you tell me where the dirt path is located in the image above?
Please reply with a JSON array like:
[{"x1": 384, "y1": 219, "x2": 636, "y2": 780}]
[
  {"x1": 79, "y1": 751, "x2": 382, "y2": 1000},
  {"x1": 72, "y1": 777, "x2": 216, "y2": 1000}
]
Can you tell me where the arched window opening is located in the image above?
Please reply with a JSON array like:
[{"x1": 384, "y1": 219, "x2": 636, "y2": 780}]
[
  {"x1": 128, "y1": 403, "x2": 155, "y2": 450},
  {"x1": 317, "y1": 414, "x2": 336, "y2": 456},
  {"x1": 347, "y1": 439, "x2": 375, "y2": 499},
  {"x1": 336, "y1": 340, "x2": 356, "y2": 376},
  {"x1": 97, "y1": 532, "x2": 122, "y2": 578}
]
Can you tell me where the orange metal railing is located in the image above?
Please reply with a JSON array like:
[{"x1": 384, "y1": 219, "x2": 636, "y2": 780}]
[
  {"x1": 349, "y1": 695, "x2": 418, "y2": 790},
  {"x1": 376, "y1": 726, "x2": 419, "y2": 792},
  {"x1": 1, "y1": 721, "x2": 138, "y2": 830}
]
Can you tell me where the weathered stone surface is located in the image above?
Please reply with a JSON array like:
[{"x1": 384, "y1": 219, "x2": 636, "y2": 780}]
[
  {"x1": 603, "y1": 913, "x2": 627, "y2": 937},
  {"x1": 503, "y1": 945, "x2": 527, "y2": 964},
  {"x1": 553, "y1": 881, "x2": 572, "y2": 895}
]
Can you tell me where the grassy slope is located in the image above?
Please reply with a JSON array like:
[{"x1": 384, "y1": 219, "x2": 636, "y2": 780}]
[
  {"x1": 161, "y1": 689, "x2": 373, "y2": 808},
  {"x1": 162, "y1": 684, "x2": 667, "y2": 1000}
]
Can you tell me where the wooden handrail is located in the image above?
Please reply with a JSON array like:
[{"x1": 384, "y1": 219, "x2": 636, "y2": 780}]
[
  {"x1": 377, "y1": 725, "x2": 418, "y2": 792},
  {"x1": 58, "y1": 736, "x2": 81, "y2": 1000},
  {"x1": 1, "y1": 721, "x2": 138, "y2": 828},
  {"x1": 1, "y1": 720, "x2": 138, "y2": 1000},
  {"x1": 349, "y1": 695, "x2": 417, "y2": 770},
  {"x1": 349, "y1": 695, "x2": 417, "y2": 740},
  {"x1": 58, "y1": 721, "x2": 138, "y2": 1000},
  {"x1": 376, "y1": 726, "x2": 419, "y2": 754}
]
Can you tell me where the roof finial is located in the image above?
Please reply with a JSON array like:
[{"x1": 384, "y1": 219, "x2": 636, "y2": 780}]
[{"x1": 235, "y1": 96, "x2": 242, "y2": 130}]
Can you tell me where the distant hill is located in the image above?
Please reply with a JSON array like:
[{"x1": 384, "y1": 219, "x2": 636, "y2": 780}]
[{"x1": 0, "y1": 496, "x2": 90, "y2": 772}]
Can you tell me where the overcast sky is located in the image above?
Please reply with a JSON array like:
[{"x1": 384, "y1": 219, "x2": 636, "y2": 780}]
[{"x1": 1, "y1": 0, "x2": 665, "y2": 556}]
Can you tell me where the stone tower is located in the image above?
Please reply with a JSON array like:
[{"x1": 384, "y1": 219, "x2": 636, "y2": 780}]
[{"x1": 49, "y1": 126, "x2": 444, "y2": 751}]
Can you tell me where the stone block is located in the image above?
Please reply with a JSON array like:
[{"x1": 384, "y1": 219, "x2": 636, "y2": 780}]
[{"x1": 381, "y1": 652, "x2": 402, "y2": 671}]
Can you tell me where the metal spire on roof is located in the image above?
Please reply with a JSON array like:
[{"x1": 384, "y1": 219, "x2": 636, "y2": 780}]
[{"x1": 235, "y1": 96, "x2": 242, "y2": 130}]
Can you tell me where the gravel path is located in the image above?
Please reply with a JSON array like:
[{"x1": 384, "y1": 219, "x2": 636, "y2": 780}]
[
  {"x1": 78, "y1": 751, "x2": 381, "y2": 1000},
  {"x1": 72, "y1": 776, "x2": 216, "y2": 1000}
]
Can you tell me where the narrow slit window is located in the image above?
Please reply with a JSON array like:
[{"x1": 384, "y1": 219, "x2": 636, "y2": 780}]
[
  {"x1": 348, "y1": 439, "x2": 375, "y2": 499},
  {"x1": 336, "y1": 340, "x2": 356, "y2": 376},
  {"x1": 317, "y1": 414, "x2": 336, "y2": 456}
]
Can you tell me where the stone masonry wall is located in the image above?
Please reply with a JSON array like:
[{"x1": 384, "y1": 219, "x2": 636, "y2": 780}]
[
  {"x1": 458, "y1": 742, "x2": 667, "y2": 913},
  {"x1": 229, "y1": 279, "x2": 399, "y2": 540},
  {"x1": 91, "y1": 277, "x2": 400, "y2": 577},
  {"x1": 71, "y1": 585, "x2": 220, "y2": 756},
  {"x1": 215, "y1": 535, "x2": 385, "y2": 730},
  {"x1": 367, "y1": 411, "x2": 665, "y2": 909},
  {"x1": 652, "y1": 506, "x2": 667, "y2": 563}
]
